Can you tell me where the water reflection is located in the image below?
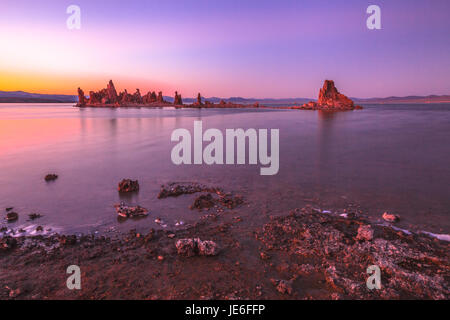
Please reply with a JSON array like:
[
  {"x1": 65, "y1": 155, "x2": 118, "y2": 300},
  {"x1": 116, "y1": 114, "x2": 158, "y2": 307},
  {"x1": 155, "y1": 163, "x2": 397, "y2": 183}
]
[{"x1": 0, "y1": 104, "x2": 449, "y2": 234}]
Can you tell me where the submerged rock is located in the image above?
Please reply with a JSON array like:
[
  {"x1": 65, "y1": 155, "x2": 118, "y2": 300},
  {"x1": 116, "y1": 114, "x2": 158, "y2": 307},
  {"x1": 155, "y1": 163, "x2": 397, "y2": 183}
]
[
  {"x1": 118, "y1": 179, "x2": 139, "y2": 193},
  {"x1": 6, "y1": 212, "x2": 18, "y2": 222},
  {"x1": 157, "y1": 183, "x2": 221, "y2": 199},
  {"x1": 114, "y1": 202, "x2": 149, "y2": 219},
  {"x1": 190, "y1": 194, "x2": 215, "y2": 210},
  {"x1": 44, "y1": 174, "x2": 58, "y2": 182},
  {"x1": 28, "y1": 213, "x2": 43, "y2": 221}
]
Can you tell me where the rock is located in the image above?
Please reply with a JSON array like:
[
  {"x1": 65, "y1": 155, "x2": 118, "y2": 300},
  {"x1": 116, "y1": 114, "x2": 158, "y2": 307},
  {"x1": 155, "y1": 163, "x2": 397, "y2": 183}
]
[
  {"x1": 174, "y1": 91, "x2": 183, "y2": 105},
  {"x1": 8, "y1": 288, "x2": 21, "y2": 298},
  {"x1": 36, "y1": 226, "x2": 44, "y2": 232},
  {"x1": 0, "y1": 236, "x2": 17, "y2": 251},
  {"x1": 114, "y1": 202, "x2": 149, "y2": 219},
  {"x1": 382, "y1": 212, "x2": 400, "y2": 222},
  {"x1": 77, "y1": 87, "x2": 86, "y2": 105},
  {"x1": 118, "y1": 179, "x2": 139, "y2": 193},
  {"x1": 157, "y1": 183, "x2": 221, "y2": 199},
  {"x1": 217, "y1": 193, "x2": 243, "y2": 209},
  {"x1": 133, "y1": 89, "x2": 142, "y2": 103},
  {"x1": 175, "y1": 238, "x2": 219, "y2": 257},
  {"x1": 190, "y1": 193, "x2": 215, "y2": 210},
  {"x1": 106, "y1": 80, "x2": 118, "y2": 103},
  {"x1": 196, "y1": 93, "x2": 203, "y2": 105},
  {"x1": 260, "y1": 252, "x2": 270, "y2": 260},
  {"x1": 44, "y1": 174, "x2": 58, "y2": 181},
  {"x1": 259, "y1": 208, "x2": 450, "y2": 299},
  {"x1": 157, "y1": 91, "x2": 164, "y2": 103},
  {"x1": 88, "y1": 91, "x2": 101, "y2": 104},
  {"x1": 119, "y1": 89, "x2": 131, "y2": 103},
  {"x1": 28, "y1": 213, "x2": 42, "y2": 221},
  {"x1": 356, "y1": 224, "x2": 374, "y2": 241},
  {"x1": 318, "y1": 80, "x2": 355, "y2": 109},
  {"x1": 197, "y1": 240, "x2": 219, "y2": 256},
  {"x1": 6, "y1": 211, "x2": 18, "y2": 222},
  {"x1": 142, "y1": 91, "x2": 156, "y2": 104},
  {"x1": 296, "y1": 80, "x2": 361, "y2": 110},
  {"x1": 59, "y1": 235, "x2": 77, "y2": 246},
  {"x1": 175, "y1": 238, "x2": 197, "y2": 257},
  {"x1": 271, "y1": 279, "x2": 293, "y2": 295}
]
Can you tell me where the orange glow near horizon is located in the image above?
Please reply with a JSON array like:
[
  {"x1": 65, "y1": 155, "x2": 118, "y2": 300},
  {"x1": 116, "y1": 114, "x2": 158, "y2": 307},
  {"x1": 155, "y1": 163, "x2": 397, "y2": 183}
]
[{"x1": 0, "y1": 71, "x2": 177, "y2": 96}]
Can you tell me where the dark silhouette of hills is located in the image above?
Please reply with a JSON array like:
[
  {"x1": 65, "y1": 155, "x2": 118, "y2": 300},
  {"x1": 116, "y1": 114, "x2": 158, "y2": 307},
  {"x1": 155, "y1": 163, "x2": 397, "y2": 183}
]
[{"x1": 0, "y1": 91, "x2": 77, "y2": 103}]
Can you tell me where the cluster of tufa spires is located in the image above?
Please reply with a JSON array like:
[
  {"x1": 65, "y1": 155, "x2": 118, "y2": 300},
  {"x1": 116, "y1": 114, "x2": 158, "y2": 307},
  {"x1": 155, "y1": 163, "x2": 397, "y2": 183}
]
[{"x1": 77, "y1": 80, "x2": 200, "y2": 107}]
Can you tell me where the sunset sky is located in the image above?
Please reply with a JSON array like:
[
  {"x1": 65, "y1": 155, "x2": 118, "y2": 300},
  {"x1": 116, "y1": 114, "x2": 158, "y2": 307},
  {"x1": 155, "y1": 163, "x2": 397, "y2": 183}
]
[{"x1": 0, "y1": 0, "x2": 449, "y2": 98}]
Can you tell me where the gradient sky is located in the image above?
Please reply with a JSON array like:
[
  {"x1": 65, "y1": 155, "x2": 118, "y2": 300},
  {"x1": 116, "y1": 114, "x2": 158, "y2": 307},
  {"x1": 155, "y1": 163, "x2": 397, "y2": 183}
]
[{"x1": 0, "y1": 0, "x2": 449, "y2": 98}]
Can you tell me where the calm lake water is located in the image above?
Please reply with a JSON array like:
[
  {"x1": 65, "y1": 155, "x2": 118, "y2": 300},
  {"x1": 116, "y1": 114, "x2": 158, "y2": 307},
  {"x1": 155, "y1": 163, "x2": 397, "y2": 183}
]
[{"x1": 0, "y1": 103, "x2": 449, "y2": 235}]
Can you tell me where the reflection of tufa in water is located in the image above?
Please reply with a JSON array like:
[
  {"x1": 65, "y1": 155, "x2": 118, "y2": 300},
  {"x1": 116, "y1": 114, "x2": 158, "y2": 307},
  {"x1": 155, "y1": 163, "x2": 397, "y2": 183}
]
[{"x1": 171, "y1": 121, "x2": 279, "y2": 175}]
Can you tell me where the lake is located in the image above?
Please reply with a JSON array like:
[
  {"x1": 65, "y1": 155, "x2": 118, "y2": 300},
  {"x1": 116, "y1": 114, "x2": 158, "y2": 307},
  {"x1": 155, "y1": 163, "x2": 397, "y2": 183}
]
[{"x1": 1, "y1": 103, "x2": 449, "y2": 235}]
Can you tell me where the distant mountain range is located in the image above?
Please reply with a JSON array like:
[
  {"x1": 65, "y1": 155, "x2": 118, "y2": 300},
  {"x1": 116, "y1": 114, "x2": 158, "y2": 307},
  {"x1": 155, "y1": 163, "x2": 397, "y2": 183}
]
[
  {"x1": 0, "y1": 90, "x2": 449, "y2": 105},
  {"x1": 0, "y1": 91, "x2": 78, "y2": 103},
  {"x1": 352, "y1": 95, "x2": 450, "y2": 104}
]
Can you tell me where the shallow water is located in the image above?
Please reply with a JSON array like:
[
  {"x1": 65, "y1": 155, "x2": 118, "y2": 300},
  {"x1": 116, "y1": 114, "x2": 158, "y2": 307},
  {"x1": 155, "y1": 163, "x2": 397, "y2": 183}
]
[{"x1": 0, "y1": 103, "x2": 449, "y2": 234}]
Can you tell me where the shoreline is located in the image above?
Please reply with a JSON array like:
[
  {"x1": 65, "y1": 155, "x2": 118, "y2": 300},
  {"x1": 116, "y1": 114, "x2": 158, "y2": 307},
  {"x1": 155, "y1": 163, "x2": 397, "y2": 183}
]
[{"x1": 1, "y1": 202, "x2": 448, "y2": 299}]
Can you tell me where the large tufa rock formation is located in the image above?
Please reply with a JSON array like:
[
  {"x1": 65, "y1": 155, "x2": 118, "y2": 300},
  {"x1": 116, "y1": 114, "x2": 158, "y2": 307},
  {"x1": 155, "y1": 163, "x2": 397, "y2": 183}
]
[
  {"x1": 157, "y1": 91, "x2": 164, "y2": 103},
  {"x1": 77, "y1": 88, "x2": 86, "y2": 105},
  {"x1": 76, "y1": 80, "x2": 171, "y2": 107},
  {"x1": 142, "y1": 91, "x2": 157, "y2": 104},
  {"x1": 174, "y1": 91, "x2": 183, "y2": 105},
  {"x1": 106, "y1": 80, "x2": 118, "y2": 103},
  {"x1": 318, "y1": 80, "x2": 355, "y2": 109},
  {"x1": 297, "y1": 80, "x2": 362, "y2": 110},
  {"x1": 133, "y1": 89, "x2": 142, "y2": 103},
  {"x1": 196, "y1": 93, "x2": 203, "y2": 105}
]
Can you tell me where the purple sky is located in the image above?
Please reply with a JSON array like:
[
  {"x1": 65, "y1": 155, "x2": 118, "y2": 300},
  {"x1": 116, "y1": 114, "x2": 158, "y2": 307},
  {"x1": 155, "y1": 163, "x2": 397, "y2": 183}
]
[{"x1": 0, "y1": 0, "x2": 449, "y2": 98}]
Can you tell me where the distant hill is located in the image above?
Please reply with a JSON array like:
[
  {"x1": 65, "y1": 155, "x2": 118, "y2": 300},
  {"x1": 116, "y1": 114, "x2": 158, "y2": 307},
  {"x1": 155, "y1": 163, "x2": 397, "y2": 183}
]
[
  {"x1": 353, "y1": 95, "x2": 450, "y2": 104},
  {"x1": 0, "y1": 91, "x2": 77, "y2": 103},
  {"x1": 0, "y1": 90, "x2": 449, "y2": 105},
  {"x1": 176, "y1": 96, "x2": 312, "y2": 106}
]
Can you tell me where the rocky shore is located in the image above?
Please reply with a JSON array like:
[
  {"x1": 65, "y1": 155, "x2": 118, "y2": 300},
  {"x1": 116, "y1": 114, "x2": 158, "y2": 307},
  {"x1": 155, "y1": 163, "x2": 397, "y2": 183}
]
[
  {"x1": 1, "y1": 195, "x2": 448, "y2": 299},
  {"x1": 75, "y1": 80, "x2": 363, "y2": 111}
]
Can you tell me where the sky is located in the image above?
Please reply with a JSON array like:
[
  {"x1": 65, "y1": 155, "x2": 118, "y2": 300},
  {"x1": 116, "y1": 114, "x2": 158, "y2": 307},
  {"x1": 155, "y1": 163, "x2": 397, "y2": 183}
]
[{"x1": 0, "y1": 0, "x2": 449, "y2": 98}]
